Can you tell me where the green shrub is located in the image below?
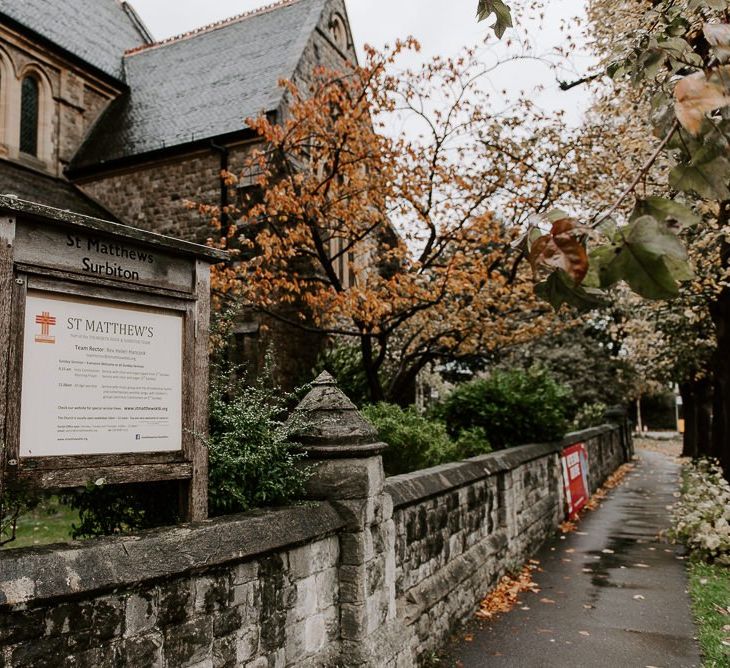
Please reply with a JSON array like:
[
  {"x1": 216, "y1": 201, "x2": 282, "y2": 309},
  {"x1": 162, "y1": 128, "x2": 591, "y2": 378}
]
[
  {"x1": 454, "y1": 426, "x2": 492, "y2": 458},
  {"x1": 433, "y1": 367, "x2": 573, "y2": 450},
  {"x1": 62, "y1": 481, "x2": 179, "y2": 539},
  {"x1": 572, "y1": 402, "x2": 608, "y2": 431},
  {"x1": 361, "y1": 403, "x2": 492, "y2": 474},
  {"x1": 671, "y1": 459, "x2": 730, "y2": 565},
  {"x1": 362, "y1": 403, "x2": 458, "y2": 475},
  {"x1": 207, "y1": 367, "x2": 310, "y2": 516}
]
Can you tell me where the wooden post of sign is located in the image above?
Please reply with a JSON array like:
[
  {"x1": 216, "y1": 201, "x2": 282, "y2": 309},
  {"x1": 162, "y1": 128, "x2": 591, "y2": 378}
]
[
  {"x1": 0, "y1": 214, "x2": 15, "y2": 505},
  {"x1": 187, "y1": 260, "x2": 210, "y2": 521}
]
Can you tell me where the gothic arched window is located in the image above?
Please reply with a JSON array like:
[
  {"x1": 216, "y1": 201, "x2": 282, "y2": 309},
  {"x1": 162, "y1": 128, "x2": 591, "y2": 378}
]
[{"x1": 20, "y1": 75, "x2": 39, "y2": 156}]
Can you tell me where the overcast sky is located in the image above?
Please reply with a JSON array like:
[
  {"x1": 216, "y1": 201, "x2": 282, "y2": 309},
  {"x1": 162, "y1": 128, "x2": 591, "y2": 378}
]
[{"x1": 128, "y1": 0, "x2": 595, "y2": 125}]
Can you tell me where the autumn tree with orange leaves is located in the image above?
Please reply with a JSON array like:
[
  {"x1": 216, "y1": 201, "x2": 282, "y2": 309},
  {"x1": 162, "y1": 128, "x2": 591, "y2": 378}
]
[{"x1": 203, "y1": 40, "x2": 587, "y2": 404}]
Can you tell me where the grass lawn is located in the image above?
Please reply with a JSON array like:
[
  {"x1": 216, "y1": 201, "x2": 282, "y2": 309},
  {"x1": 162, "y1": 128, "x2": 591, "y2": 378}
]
[
  {"x1": 688, "y1": 561, "x2": 730, "y2": 668},
  {"x1": 2, "y1": 496, "x2": 78, "y2": 550}
]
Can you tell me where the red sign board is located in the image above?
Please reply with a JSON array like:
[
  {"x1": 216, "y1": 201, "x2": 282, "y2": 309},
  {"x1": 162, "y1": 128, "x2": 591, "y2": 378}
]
[{"x1": 561, "y1": 442, "x2": 590, "y2": 519}]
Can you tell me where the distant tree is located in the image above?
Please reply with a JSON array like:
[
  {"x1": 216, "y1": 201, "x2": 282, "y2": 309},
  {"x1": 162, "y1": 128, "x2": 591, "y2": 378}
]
[{"x1": 496, "y1": 323, "x2": 640, "y2": 411}]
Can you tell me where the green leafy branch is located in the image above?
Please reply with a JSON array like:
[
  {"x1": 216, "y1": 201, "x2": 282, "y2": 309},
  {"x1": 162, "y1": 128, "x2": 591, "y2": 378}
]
[{"x1": 527, "y1": 4, "x2": 730, "y2": 311}]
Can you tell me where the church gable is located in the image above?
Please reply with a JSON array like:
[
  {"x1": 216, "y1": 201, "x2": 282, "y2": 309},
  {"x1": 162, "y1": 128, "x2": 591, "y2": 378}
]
[
  {"x1": 285, "y1": 0, "x2": 358, "y2": 103},
  {"x1": 70, "y1": 0, "x2": 332, "y2": 173}
]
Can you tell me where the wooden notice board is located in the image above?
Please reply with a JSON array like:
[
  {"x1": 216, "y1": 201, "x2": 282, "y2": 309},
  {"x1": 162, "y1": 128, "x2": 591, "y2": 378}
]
[{"x1": 0, "y1": 196, "x2": 227, "y2": 521}]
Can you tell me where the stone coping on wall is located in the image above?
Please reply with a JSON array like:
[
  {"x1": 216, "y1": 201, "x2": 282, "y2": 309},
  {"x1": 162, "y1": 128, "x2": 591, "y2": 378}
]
[
  {"x1": 385, "y1": 424, "x2": 617, "y2": 508},
  {"x1": 0, "y1": 501, "x2": 344, "y2": 607}
]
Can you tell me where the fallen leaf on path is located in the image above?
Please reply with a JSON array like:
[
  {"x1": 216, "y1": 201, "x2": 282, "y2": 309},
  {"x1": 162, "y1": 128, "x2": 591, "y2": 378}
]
[
  {"x1": 540, "y1": 598, "x2": 556, "y2": 604},
  {"x1": 475, "y1": 562, "x2": 540, "y2": 621},
  {"x1": 633, "y1": 594, "x2": 645, "y2": 600},
  {"x1": 464, "y1": 634, "x2": 474, "y2": 642},
  {"x1": 583, "y1": 604, "x2": 594, "y2": 609},
  {"x1": 578, "y1": 631, "x2": 590, "y2": 636}
]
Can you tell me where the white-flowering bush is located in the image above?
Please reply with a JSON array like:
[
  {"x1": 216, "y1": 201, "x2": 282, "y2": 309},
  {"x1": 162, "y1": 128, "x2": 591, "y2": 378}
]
[{"x1": 671, "y1": 459, "x2": 730, "y2": 566}]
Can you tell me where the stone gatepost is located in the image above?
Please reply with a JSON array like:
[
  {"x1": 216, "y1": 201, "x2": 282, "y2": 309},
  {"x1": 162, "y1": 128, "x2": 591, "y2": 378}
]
[{"x1": 290, "y1": 372, "x2": 412, "y2": 667}]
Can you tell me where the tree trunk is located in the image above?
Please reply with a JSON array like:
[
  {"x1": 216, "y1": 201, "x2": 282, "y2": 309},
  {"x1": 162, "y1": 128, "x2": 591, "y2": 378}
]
[
  {"x1": 386, "y1": 362, "x2": 425, "y2": 407},
  {"x1": 680, "y1": 377, "x2": 713, "y2": 459},
  {"x1": 710, "y1": 209, "x2": 730, "y2": 479},
  {"x1": 635, "y1": 396, "x2": 643, "y2": 433},
  {"x1": 360, "y1": 335, "x2": 385, "y2": 403},
  {"x1": 696, "y1": 376, "x2": 713, "y2": 458}
]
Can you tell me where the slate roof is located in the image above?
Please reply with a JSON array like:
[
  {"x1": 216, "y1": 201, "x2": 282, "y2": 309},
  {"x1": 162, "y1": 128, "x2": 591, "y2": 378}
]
[
  {"x1": 0, "y1": 0, "x2": 150, "y2": 81},
  {"x1": 0, "y1": 161, "x2": 117, "y2": 219},
  {"x1": 71, "y1": 0, "x2": 327, "y2": 169}
]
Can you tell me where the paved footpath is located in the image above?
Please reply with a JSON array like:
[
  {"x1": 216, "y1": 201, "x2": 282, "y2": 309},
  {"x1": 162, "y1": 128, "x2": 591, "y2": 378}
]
[{"x1": 443, "y1": 450, "x2": 701, "y2": 668}]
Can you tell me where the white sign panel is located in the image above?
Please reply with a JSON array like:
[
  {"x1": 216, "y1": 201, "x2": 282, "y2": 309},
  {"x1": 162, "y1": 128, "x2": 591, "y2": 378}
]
[{"x1": 19, "y1": 291, "x2": 183, "y2": 457}]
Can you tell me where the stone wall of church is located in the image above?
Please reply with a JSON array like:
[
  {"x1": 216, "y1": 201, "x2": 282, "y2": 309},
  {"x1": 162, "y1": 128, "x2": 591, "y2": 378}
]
[{"x1": 76, "y1": 143, "x2": 249, "y2": 243}]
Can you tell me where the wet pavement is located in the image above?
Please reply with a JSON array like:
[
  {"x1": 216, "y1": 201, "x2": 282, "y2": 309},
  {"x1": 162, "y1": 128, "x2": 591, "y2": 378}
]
[{"x1": 442, "y1": 450, "x2": 701, "y2": 668}]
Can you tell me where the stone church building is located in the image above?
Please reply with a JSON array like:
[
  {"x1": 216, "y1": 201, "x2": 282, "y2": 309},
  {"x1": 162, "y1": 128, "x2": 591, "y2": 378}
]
[{"x1": 0, "y1": 0, "x2": 358, "y2": 383}]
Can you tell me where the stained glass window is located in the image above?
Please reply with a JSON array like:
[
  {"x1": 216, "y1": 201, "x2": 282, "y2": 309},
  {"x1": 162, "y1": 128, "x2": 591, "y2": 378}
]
[{"x1": 20, "y1": 76, "x2": 39, "y2": 156}]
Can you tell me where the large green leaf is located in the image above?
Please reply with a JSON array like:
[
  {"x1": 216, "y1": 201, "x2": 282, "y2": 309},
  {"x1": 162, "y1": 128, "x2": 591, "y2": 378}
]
[
  {"x1": 592, "y1": 216, "x2": 692, "y2": 299},
  {"x1": 623, "y1": 215, "x2": 688, "y2": 260},
  {"x1": 535, "y1": 270, "x2": 607, "y2": 311},
  {"x1": 583, "y1": 246, "x2": 618, "y2": 289},
  {"x1": 630, "y1": 197, "x2": 701, "y2": 230},
  {"x1": 600, "y1": 242, "x2": 680, "y2": 299},
  {"x1": 669, "y1": 155, "x2": 730, "y2": 200},
  {"x1": 476, "y1": 0, "x2": 513, "y2": 38}
]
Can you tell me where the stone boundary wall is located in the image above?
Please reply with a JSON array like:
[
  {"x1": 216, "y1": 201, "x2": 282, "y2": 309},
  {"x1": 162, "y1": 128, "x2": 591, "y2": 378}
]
[
  {"x1": 0, "y1": 419, "x2": 630, "y2": 667},
  {"x1": 385, "y1": 424, "x2": 628, "y2": 660},
  {"x1": 0, "y1": 504, "x2": 345, "y2": 668}
]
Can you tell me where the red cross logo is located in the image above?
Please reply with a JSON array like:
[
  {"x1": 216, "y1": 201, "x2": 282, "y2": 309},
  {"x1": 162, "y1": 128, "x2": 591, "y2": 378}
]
[{"x1": 34, "y1": 311, "x2": 56, "y2": 344}]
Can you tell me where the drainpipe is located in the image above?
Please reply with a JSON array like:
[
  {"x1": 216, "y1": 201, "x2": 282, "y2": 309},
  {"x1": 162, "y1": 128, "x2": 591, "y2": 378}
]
[{"x1": 210, "y1": 140, "x2": 230, "y2": 228}]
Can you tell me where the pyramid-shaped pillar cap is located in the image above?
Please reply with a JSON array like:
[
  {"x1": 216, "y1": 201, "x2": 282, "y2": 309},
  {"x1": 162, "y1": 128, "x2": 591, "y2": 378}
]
[{"x1": 289, "y1": 371, "x2": 387, "y2": 458}]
